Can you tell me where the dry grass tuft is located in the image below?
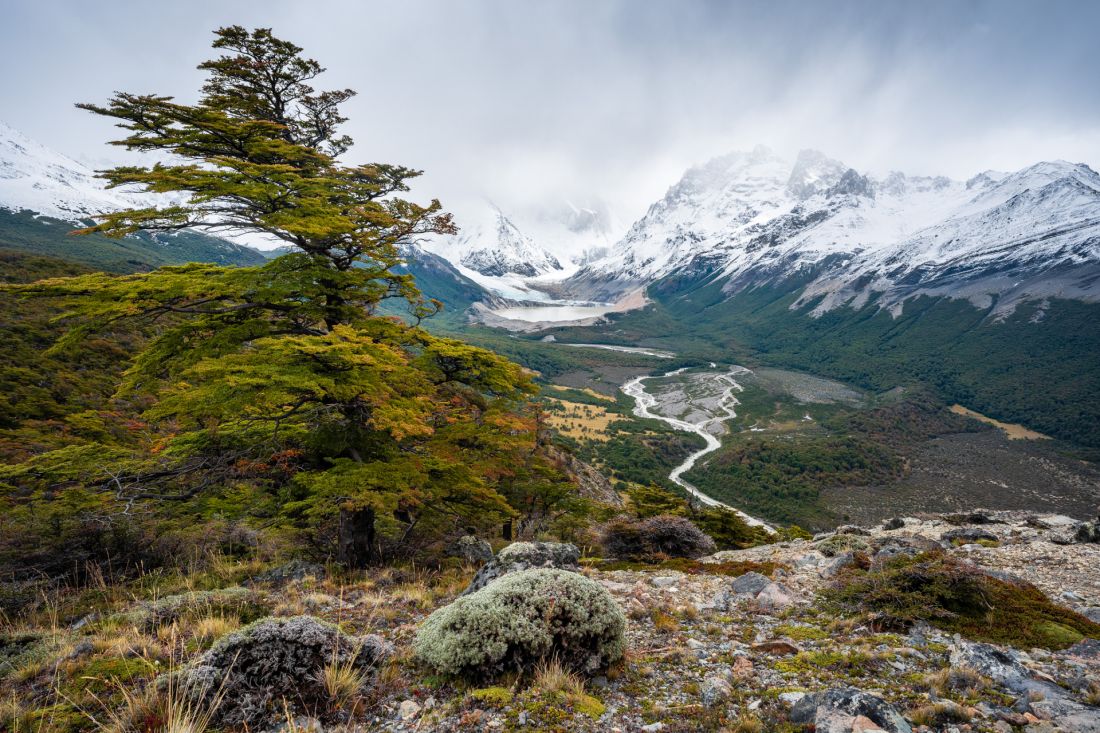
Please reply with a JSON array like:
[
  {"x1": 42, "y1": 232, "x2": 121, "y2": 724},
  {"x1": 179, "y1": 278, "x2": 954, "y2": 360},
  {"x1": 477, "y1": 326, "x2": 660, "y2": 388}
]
[
  {"x1": 923, "y1": 666, "x2": 990, "y2": 697},
  {"x1": 651, "y1": 610, "x2": 680, "y2": 633},
  {"x1": 313, "y1": 651, "x2": 369, "y2": 712},
  {"x1": 191, "y1": 615, "x2": 239, "y2": 647},
  {"x1": 907, "y1": 701, "x2": 971, "y2": 727},
  {"x1": 729, "y1": 715, "x2": 764, "y2": 733},
  {"x1": 77, "y1": 665, "x2": 226, "y2": 733},
  {"x1": 531, "y1": 658, "x2": 585, "y2": 697}
]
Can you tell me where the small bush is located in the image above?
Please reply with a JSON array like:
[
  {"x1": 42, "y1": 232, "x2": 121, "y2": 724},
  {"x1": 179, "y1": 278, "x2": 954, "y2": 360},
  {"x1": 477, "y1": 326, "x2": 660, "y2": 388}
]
[
  {"x1": 816, "y1": 533, "x2": 870, "y2": 558},
  {"x1": 823, "y1": 551, "x2": 1100, "y2": 649},
  {"x1": 600, "y1": 515, "x2": 715, "y2": 560},
  {"x1": 415, "y1": 568, "x2": 625, "y2": 680},
  {"x1": 923, "y1": 667, "x2": 991, "y2": 698},
  {"x1": 694, "y1": 508, "x2": 770, "y2": 549},
  {"x1": 178, "y1": 615, "x2": 390, "y2": 727}
]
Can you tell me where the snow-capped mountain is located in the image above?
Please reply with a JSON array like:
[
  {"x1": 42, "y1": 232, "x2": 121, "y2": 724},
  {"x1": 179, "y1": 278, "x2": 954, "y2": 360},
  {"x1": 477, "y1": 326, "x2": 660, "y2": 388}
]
[
  {"x1": 567, "y1": 147, "x2": 1100, "y2": 316},
  {"x1": 423, "y1": 200, "x2": 625, "y2": 301},
  {"x1": 0, "y1": 122, "x2": 266, "y2": 269},
  {"x1": 455, "y1": 206, "x2": 563, "y2": 278},
  {"x1": 0, "y1": 120, "x2": 141, "y2": 221}
]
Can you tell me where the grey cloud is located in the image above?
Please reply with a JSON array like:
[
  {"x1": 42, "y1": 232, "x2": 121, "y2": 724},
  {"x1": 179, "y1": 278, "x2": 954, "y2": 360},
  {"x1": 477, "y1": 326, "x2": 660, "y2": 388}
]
[{"x1": 1, "y1": 0, "x2": 1097, "y2": 228}]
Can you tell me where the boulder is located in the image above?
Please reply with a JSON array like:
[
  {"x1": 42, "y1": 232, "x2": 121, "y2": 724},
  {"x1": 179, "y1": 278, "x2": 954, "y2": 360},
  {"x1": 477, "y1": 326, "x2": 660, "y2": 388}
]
[
  {"x1": 881, "y1": 517, "x2": 906, "y2": 531},
  {"x1": 447, "y1": 535, "x2": 494, "y2": 565},
  {"x1": 699, "y1": 674, "x2": 732, "y2": 707},
  {"x1": 754, "y1": 582, "x2": 798, "y2": 612},
  {"x1": 729, "y1": 571, "x2": 772, "y2": 596},
  {"x1": 178, "y1": 615, "x2": 390, "y2": 728},
  {"x1": 789, "y1": 688, "x2": 911, "y2": 733},
  {"x1": 941, "y1": 527, "x2": 999, "y2": 544},
  {"x1": 1027, "y1": 514, "x2": 1080, "y2": 530},
  {"x1": 460, "y1": 541, "x2": 580, "y2": 596},
  {"x1": 248, "y1": 559, "x2": 325, "y2": 586},
  {"x1": 820, "y1": 552, "x2": 858, "y2": 578},
  {"x1": 835, "y1": 525, "x2": 872, "y2": 536},
  {"x1": 949, "y1": 639, "x2": 1090, "y2": 720},
  {"x1": 949, "y1": 640, "x2": 1030, "y2": 690}
]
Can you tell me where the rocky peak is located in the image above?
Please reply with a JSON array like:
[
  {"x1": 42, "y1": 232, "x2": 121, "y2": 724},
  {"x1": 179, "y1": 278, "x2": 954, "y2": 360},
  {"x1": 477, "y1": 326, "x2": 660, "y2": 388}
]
[
  {"x1": 826, "y1": 168, "x2": 875, "y2": 199},
  {"x1": 787, "y1": 149, "x2": 848, "y2": 200}
]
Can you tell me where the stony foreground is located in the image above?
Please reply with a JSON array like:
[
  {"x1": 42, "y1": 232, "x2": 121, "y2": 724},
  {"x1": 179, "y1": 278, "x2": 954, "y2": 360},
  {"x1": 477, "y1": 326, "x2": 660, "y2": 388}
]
[{"x1": 2, "y1": 511, "x2": 1099, "y2": 732}]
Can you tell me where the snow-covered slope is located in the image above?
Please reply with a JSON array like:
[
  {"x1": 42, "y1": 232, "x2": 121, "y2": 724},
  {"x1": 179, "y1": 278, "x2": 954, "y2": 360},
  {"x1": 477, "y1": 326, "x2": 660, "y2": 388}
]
[
  {"x1": 567, "y1": 147, "x2": 1100, "y2": 315},
  {"x1": 423, "y1": 199, "x2": 624, "y2": 301},
  {"x1": 456, "y1": 206, "x2": 563, "y2": 278},
  {"x1": 0, "y1": 120, "x2": 142, "y2": 221},
  {"x1": 0, "y1": 122, "x2": 267, "y2": 269}
]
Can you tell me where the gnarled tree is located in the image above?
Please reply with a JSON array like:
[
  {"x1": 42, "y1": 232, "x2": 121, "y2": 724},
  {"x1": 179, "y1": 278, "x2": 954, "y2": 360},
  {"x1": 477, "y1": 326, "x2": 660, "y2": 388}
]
[{"x1": 2, "y1": 27, "x2": 563, "y2": 569}]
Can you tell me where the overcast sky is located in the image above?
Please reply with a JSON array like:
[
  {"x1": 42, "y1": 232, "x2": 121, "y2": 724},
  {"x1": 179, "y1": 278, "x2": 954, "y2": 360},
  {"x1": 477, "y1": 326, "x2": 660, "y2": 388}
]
[{"x1": 2, "y1": 0, "x2": 1099, "y2": 228}]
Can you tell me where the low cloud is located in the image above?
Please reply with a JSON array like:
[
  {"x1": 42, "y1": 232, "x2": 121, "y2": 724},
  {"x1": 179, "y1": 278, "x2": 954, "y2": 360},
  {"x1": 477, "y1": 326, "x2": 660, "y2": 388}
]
[{"x1": 2, "y1": 0, "x2": 1097, "y2": 229}]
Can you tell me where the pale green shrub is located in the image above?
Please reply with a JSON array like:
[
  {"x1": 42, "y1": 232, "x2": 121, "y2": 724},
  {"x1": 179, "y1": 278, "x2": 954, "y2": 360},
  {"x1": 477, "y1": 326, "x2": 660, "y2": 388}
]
[{"x1": 415, "y1": 568, "x2": 625, "y2": 679}]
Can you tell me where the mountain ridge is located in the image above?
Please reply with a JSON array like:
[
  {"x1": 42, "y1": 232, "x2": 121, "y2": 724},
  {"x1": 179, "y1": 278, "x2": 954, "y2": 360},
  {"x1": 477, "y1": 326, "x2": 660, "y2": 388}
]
[{"x1": 561, "y1": 148, "x2": 1100, "y2": 318}]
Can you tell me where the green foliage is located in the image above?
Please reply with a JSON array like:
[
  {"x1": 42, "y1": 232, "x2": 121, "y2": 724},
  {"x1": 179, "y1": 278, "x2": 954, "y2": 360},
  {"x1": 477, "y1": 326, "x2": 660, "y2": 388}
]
[
  {"x1": 626, "y1": 483, "x2": 688, "y2": 518},
  {"x1": 414, "y1": 568, "x2": 626, "y2": 680},
  {"x1": 694, "y1": 507, "x2": 772, "y2": 550},
  {"x1": 584, "y1": 269, "x2": 1100, "y2": 448},
  {"x1": 823, "y1": 552, "x2": 1100, "y2": 649},
  {"x1": 684, "y1": 434, "x2": 903, "y2": 529},
  {"x1": 0, "y1": 27, "x2": 577, "y2": 577}
]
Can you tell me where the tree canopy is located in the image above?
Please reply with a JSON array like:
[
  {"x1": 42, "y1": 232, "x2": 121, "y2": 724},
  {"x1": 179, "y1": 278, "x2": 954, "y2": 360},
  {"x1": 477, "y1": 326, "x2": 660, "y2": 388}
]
[{"x1": 0, "y1": 27, "x2": 577, "y2": 572}]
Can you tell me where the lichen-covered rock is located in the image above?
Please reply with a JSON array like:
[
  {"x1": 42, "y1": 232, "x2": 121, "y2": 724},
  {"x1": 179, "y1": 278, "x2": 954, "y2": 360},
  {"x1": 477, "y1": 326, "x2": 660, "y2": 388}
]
[
  {"x1": 699, "y1": 673, "x2": 732, "y2": 707},
  {"x1": 941, "y1": 527, "x2": 999, "y2": 544},
  {"x1": 789, "y1": 687, "x2": 912, "y2": 733},
  {"x1": 461, "y1": 541, "x2": 580, "y2": 595},
  {"x1": 600, "y1": 515, "x2": 716, "y2": 561},
  {"x1": 447, "y1": 535, "x2": 494, "y2": 565},
  {"x1": 248, "y1": 559, "x2": 326, "y2": 586},
  {"x1": 1073, "y1": 517, "x2": 1100, "y2": 544},
  {"x1": 178, "y1": 615, "x2": 391, "y2": 727},
  {"x1": 415, "y1": 568, "x2": 625, "y2": 679}
]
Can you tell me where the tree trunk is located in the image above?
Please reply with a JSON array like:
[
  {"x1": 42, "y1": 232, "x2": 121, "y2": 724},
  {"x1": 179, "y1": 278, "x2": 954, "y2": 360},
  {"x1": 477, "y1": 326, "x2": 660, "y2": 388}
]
[{"x1": 338, "y1": 506, "x2": 376, "y2": 567}]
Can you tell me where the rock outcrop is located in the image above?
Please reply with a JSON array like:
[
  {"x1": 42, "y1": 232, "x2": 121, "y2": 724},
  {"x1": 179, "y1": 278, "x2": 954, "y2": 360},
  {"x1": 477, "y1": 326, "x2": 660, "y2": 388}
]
[{"x1": 460, "y1": 541, "x2": 581, "y2": 596}]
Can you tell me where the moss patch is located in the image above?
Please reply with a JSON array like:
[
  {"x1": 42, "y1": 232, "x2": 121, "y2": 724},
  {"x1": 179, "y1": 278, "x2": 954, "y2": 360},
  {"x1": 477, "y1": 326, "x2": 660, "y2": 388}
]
[
  {"x1": 824, "y1": 551, "x2": 1100, "y2": 649},
  {"x1": 469, "y1": 686, "x2": 514, "y2": 708}
]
